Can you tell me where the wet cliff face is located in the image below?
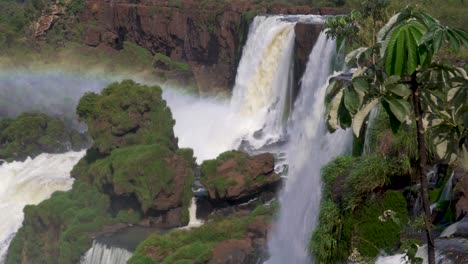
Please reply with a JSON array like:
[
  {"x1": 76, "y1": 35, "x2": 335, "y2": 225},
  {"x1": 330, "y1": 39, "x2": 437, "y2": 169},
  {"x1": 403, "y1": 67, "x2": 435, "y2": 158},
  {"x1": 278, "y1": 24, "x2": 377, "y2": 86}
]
[{"x1": 80, "y1": 0, "x2": 343, "y2": 94}]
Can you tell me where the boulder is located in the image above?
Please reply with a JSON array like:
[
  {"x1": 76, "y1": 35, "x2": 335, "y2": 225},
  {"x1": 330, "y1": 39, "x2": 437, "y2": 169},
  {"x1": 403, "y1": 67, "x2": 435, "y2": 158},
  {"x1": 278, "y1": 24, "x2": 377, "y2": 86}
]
[
  {"x1": 73, "y1": 80, "x2": 195, "y2": 228},
  {"x1": 440, "y1": 216, "x2": 468, "y2": 238},
  {"x1": 208, "y1": 239, "x2": 252, "y2": 264},
  {"x1": 201, "y1": 151, "x2": 280, "y2": 203}
]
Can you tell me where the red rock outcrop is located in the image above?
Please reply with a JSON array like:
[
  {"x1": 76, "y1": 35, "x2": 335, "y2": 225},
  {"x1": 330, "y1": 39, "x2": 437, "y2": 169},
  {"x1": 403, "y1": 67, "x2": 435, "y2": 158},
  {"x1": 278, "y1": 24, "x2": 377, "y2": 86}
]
[
  {"x1": 79, "y1": 0, "x2": 344, "y2": 94},
  {"x1": 201, "y1": 151, "x2": 281, "y2": 202}
]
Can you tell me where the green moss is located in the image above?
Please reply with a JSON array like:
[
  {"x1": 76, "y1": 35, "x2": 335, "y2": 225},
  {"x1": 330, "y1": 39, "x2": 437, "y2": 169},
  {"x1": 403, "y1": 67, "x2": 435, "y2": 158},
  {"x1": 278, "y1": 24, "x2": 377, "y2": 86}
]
[
  {"x1": 6, "y1": 181, "x2": 113, "y2": 264},
  {"x1": 76, "y1": 80, "x2": 177, "y2": 154},
  {"x1": 312, "y1": 154, "x2": 412, "y2": 263},
  {"x1": 0, "y1": 112, "x2": 85, "y2": 161},
  {"x1": 153, "y1": 53, "x2": 191, "y2": 72},
  {"x1": 351, "y1": 191, "x2": 409, "y2": 257},
  {"x1": 429, "y1": 188, "x2": 442, "y2": 203},
  {"x1": 129, "y1": 202, "x2": 275, "y2": 264},
  {"x1": 310, "y1": 199, "x2": 343, "y2": 263}
]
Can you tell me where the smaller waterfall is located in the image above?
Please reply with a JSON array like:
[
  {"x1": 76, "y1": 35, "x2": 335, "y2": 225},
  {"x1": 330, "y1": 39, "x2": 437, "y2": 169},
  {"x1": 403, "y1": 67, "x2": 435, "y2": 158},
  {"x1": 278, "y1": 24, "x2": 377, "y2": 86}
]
[
  {"x1": 183, "y1": 198, "x2": 203, "y2": 229},
  {"x1": 80, "y1": 241, "x2": 132, "y2": 264},
  {"x1": 362, "y1": 106, "x2": 380, "y2": 155},
  {"x1": 439, "y1": 172, "x2": 454, "y2": 202},
  {"x1": 430, "y1": 171, "x2": 454, "y2": 212}
]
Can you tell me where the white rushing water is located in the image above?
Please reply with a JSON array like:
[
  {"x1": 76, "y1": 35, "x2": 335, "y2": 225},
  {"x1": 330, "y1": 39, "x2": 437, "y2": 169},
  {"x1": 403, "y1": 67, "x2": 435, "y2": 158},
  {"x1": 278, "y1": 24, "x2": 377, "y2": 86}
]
[
  {"x1": 0, "y1": 151, "x2": 85, "y2": 263},
  {"x1": 80, "y1": 241, "x2": 132, "y2": 264},
  {"x1": 266, "y1": 32, "x2": 351, "y2": 264},
  {"x1": 231, "y1": 15, "x2": 324, "y2": 150},
  {"x1": 162, "y1": 89, "x2": 255, "y2": 162}
]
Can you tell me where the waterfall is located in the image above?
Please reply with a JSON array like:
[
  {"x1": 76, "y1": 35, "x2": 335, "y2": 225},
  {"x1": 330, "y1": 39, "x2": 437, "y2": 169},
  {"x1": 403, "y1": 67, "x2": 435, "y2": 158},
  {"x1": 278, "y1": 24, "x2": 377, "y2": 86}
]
[
  {"x1": 231, "y1": 15, "x2": 324, "y2": 150},
  {"x1": 266, "y1": 32, "x2": 352, "y2": 264},
  {"x1": 182, "y1": 198, "x2": 203, "y2": 229},
  {"x1": 439, "y1": 172, "x2": 454, "y2": 202},
  {"x1": 80, "y1": 241, "x2": 132, "y2": 264},
  {"x1": 0, "y1": 151, "x2": 85, "y2": 263}
]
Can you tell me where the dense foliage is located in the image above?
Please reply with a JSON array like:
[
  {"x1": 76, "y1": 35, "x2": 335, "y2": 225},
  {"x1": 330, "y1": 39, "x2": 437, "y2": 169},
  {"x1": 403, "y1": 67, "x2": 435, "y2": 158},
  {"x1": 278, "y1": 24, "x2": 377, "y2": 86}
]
[
  {"x1": 128, "y1": 203, "x2": 277, "y2": 264},
  {"x1": 0, "y1": 112, "x2": 88, "y2": 161},
  {"x1": 6, "y1": 81, "x2": 196, "y2": 263},
  {"x1": 312, "y1": 154, "x2": 411, "y2": 263}
]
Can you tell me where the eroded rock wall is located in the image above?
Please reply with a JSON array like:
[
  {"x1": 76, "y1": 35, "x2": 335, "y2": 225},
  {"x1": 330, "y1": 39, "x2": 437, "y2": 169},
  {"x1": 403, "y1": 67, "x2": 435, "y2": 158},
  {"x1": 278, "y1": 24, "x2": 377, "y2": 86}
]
[{"x1": 80, "y1": 0, "x2": 342, "y2": 94}]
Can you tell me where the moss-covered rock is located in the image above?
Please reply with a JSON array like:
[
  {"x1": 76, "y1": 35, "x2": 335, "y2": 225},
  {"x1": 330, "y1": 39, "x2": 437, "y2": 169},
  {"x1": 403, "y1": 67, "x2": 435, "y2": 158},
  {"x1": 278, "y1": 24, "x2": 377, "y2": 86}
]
[
  {"x1": 128, "y1": 203, "x2": 277, "y2": 264},
  {"x1": 76, "y1": 80, "x2": 177, "y2": 154},
  {"x1": 311, "y1": 155, "x2": 411, "y2": 263},
  {"x1": 73, "y1": 144, "x2": 195, "y2": 227},
  {"x1": 6, "y1": 80, "x2": 196, "y2": 262},
  {"x1": 0, "y1": 112, "x2": 88, "y2": 161},
  {"x1": 200, "y1": 150, "x2": 280, "y2": 203},
  {"x1": 5, "y1": 181, "x2": 133, "y2": 264}
]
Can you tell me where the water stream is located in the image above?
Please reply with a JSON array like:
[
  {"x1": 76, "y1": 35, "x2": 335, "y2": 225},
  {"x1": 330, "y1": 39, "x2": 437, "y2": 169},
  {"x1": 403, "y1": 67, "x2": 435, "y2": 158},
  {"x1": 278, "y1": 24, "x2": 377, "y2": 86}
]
[{"x1": 0, "y1": 151, "x2": 85, "y2": 262}]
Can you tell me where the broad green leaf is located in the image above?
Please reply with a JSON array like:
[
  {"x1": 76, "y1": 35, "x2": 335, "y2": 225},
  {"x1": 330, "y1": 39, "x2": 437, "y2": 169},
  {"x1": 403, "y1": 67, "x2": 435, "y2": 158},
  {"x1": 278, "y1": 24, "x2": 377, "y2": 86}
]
[
  {"x1": 390, "y1": 84, "x2": 412, "y2": 98},
  {"x1": 383, "y1": 75, "x2": 401, "y2": 86},
  {"x1": 405, "y1": 28, "x2": 419, "y2": 74},
  {"x1": 352, "y1": 98, "x2": 380, "y2": 137},
  {"x1": 384, "y1": 20, "x2": 427, "y2": 77},
  {"x1": 327, "y1": 89, "x2": 344, "y2": 132},
  {"x1": 447, "y1": 30, "x2": 460, "y2": 51},
  {"x1": 352, "y1": 77, "x2": 370, "y2": 94},
  {"x1": 344, "y1": 87, "x2": 361, "y2": 114},
  {"x1": 382, "y1": 100, "x2": 402, "y2": 134},
  {"x1": 338, "y1": 100, "x2": 352, "y2": 129},
  {"x1": 384, "y1": 97, "x2": 412, "y2": 122}
]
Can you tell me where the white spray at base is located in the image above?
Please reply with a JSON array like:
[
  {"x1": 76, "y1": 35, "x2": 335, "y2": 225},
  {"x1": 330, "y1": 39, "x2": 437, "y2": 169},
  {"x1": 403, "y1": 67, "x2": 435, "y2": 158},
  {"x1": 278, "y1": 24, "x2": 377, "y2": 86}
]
[
  {"x1": 0, "y1": 151, "x2": 85, "y2": 263},
  {"x1": 80, "y1": 241, "x2": 132, "y2": 264},
  {"x1": 266, "y1": 32, "x2": 352, "y2": 264}
]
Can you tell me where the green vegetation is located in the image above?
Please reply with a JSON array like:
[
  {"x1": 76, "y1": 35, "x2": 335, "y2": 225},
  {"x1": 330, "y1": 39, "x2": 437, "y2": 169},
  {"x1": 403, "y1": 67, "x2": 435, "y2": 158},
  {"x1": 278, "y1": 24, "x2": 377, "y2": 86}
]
[
  {"x1": 0, "y1": 0, "x2": 44, "y2": 49},
  {"x1": 7, "y1": 80, "x2": 196, "y2": 262},
  {"x1": 0, "y1": 112, "x2": 88, "y2": 161},
  {"x1": 6, "y1": 181, "x2": 118, "y2": 264},
  {"x1": 200, "y1": 150, "x2": 255, "y2": 195},
  {"x1": 153, "y1": 53, "x2": 191, "y2": 72},
  {"x1": 76, "y1": 80, "x2": 176, "y2": 154},
  {"x1": 128, "y1": 203, "x2": 277, "y2": 264},
  {"x1": 312, "y1": 155, "x2": 411, "y2": 263},
  {"x1": 325, "y1": 4, "x2": 467, "y2": 262}
]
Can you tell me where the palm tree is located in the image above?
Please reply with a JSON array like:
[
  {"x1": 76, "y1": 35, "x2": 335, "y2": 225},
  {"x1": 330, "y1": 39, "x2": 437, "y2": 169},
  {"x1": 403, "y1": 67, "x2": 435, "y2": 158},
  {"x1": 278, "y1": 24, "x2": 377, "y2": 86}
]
[{"x1": 325, "y1": 8, "x2": 467, "y2": 264}]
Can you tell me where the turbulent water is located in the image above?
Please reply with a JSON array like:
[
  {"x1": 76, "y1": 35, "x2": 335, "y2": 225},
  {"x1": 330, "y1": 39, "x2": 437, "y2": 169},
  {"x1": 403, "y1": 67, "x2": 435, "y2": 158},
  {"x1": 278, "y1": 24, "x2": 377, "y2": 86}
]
[
  {"x1": 80, "y1": 241, "x2": 133, "y2": 264},
  {"x1": 266, "y1": 32, "x2": 351, "y2": 263},
  {"x1": 0, "y1": 151, "x2": 85, "y2": 263}
]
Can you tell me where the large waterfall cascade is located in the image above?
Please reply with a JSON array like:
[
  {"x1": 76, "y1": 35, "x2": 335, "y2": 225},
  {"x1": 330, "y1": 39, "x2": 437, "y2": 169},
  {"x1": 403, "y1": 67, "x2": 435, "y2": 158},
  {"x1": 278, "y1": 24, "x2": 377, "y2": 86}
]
[
  {"x1": 266, "y1": 32, "x2": 352, "y2": 263},
  {"x1": 0, "y1": 151, "x2": 85, "y2": 263},
  {"x1": 231, "y1": 15, "x2": 326, "y2": 150}
]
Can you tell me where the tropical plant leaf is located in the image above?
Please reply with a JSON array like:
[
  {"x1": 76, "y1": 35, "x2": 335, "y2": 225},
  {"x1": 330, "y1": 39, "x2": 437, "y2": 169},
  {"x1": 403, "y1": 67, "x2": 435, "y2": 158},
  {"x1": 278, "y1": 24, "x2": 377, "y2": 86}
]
[
  {"x1": 352, "y1": 98, "x2": 380, "y2": 137},
  {"x1": 384, "y1": 20, "x2": 427, "y2": 76},
  {"x1": 382, "y1": 100, "x2": 402, "y2": 133},
  {"x1": 390, "y1": 84, "x2": 412, "y2": 98},
  {"x1": 384, "y1": 97, "x2": 412, "y2": 122},
  {"x1": 327, "y1": 89, "x2": 344, "y2": 132},
  {"x1": 344, "y1": 87, "x2": 361, "y2": 114}
]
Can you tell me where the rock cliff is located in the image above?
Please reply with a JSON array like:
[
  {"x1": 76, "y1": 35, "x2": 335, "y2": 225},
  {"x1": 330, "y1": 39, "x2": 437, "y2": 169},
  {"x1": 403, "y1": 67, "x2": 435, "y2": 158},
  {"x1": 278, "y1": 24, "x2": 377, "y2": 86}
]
[{"x1": 79, "y1": 0, "x2": 343, "y2": 94}]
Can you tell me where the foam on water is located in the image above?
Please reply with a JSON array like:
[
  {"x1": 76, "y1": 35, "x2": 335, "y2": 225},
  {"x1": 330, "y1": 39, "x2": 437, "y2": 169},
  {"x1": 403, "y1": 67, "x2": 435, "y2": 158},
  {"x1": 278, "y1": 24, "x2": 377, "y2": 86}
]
[{"x1": 0, "y1": 151, "x2": 85, "y2": 262}]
